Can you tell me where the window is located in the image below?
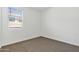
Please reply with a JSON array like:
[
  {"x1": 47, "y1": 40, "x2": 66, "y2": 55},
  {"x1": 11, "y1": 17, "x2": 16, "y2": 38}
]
[{"x1": 8, "y1": 7, "x2": 23, "y2": 28}]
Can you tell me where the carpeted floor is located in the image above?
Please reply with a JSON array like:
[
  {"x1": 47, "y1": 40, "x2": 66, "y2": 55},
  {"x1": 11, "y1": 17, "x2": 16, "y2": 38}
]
[{"x1": 1, "y1": 37, "x2": 79, "y2": 52}]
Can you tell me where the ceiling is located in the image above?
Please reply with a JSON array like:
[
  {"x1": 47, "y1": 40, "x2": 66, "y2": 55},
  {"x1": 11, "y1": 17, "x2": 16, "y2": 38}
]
[{"x1": 31, "y1": 7, "x2": 49, "y2": 11}]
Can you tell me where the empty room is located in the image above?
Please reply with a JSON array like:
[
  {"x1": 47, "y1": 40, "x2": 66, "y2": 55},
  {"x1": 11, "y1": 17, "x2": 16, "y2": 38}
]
[{"x1": 0, "y1": 7, "x2": 79, "y2": 52}]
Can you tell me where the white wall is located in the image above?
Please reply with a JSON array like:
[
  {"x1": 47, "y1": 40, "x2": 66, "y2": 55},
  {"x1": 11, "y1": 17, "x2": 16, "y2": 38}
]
[
  {"x1": 0, "y1": 8, "x2": 2, "y2": 47},
  {"x1": 41, "y1": 7, "x2": 79, "y2": 46},
  {"x1": 1, "y1": 7, "x2": 79, "y2": 47},
  {"x1": 1, "y1": 7, "x2": 40, "y2": 46}
]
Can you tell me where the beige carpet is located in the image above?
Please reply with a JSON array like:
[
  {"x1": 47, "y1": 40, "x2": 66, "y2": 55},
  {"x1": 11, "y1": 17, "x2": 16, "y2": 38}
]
[{"x1": 1, "y1": 37, "x2": 79, "y2": 52}]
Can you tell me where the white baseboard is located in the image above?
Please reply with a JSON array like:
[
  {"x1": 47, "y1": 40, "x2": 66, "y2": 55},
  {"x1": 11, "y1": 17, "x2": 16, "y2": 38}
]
[
  {"x1": 2, "y1": 35, "x2": 40, "y2": 47},
  {"x1": 42, "y1": 35, "x2": 79, "y2": 47},
  {"x1": 1, "y1": 34, "x2": 79, "y2": 47}
]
